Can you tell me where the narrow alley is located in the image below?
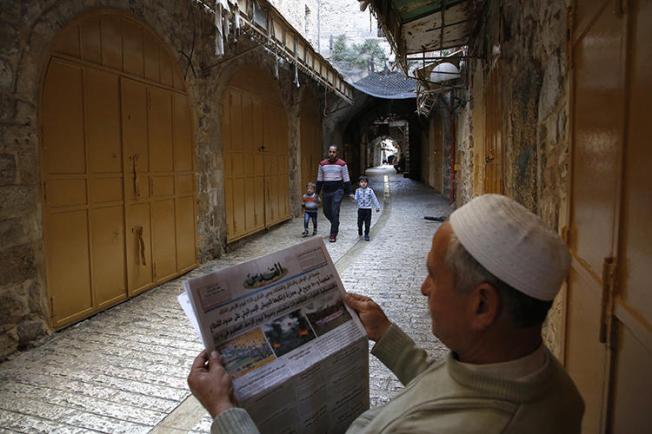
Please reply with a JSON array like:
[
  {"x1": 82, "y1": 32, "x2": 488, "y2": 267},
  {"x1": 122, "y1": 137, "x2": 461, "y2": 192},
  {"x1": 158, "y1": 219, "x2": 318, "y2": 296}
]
[
  {"x1": 0, "y1": 167, "x2": 449, "y2": 433},
  {"x1": 1, "y1": 0, "x2": 650, "y2": 432}
]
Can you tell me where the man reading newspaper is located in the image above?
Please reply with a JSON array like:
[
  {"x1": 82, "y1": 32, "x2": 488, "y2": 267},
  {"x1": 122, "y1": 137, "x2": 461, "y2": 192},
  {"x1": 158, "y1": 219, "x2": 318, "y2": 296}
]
[
  {"x1": 188, "y1": 195, "x2": 584, "y2": 434},
  {"x1": 181, "y1": 237, "x2": 369, "y2": 433}
]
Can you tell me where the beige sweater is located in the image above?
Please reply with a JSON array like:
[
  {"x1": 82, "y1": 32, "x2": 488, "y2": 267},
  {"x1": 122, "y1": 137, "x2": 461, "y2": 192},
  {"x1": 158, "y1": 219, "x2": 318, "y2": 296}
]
[
  {"x1": 347, "y1": 324, "x2": 584, "y2": 433},
  {"x1": 211, "y1": 324, "x2": 584, "y2": 433}
]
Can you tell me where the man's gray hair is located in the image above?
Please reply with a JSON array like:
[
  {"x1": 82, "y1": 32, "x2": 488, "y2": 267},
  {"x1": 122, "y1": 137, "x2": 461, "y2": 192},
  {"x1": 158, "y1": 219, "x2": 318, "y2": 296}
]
[
  {"x1": 445, "y1": 232, "x2": 498, "y2": 293},
  {"x1": 445, "y1": 231, "x2": 553, "y2": 327}
]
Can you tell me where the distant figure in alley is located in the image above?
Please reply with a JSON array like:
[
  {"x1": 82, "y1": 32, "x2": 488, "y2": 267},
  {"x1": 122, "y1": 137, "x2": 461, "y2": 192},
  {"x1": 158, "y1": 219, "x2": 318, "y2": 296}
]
[
  {"x1": 187, "y1": 194, "x2": 584, "y2": 434},
  {"x1": 316, "y1": 145, "x2": 352, "y2": 243}
]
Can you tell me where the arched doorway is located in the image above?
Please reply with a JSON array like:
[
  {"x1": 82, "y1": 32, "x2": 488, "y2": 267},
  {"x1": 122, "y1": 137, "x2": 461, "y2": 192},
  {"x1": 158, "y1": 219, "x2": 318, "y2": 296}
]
[
  {"x1": 221, "y1": 67, "x2": 290, "y2": 242},
  {"x1": 41, "y1": 11, "x2": 197, "y2": 329}
]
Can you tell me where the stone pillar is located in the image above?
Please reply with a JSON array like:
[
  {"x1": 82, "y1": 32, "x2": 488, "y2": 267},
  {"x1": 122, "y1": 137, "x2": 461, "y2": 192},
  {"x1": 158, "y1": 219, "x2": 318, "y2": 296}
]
[{"x1": 287, "y1": 87, "x2": 303, "y2": 217}]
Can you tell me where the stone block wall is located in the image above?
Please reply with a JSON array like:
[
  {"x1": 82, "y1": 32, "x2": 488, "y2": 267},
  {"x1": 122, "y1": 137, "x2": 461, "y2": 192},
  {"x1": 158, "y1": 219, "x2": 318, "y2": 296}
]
[
  {"x1": 0, "y1": 0, "x2": 319, "y2": 358},
  {"x1": 454, "y1": 0, "x2": 570, "y2": 356}
]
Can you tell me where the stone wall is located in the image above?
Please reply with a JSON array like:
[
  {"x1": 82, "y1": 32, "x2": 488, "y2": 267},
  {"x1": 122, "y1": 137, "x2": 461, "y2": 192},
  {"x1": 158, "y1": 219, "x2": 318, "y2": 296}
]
[
  {"x1": 0, "y1": 0, "x2": 321, "y2": 358},
  {"x1": 454, "y1": 0, "x2": 569, "y2": 356}
]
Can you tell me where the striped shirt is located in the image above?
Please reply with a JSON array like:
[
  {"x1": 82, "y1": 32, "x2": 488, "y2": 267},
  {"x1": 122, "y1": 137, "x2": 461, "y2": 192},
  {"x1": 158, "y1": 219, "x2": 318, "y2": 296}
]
[
  {"x1": 316, "y1": 158, "x2": 352, "y2": 194},
  {"x1": 302, "y1": 193, "x2": 320, "y2": 212}
]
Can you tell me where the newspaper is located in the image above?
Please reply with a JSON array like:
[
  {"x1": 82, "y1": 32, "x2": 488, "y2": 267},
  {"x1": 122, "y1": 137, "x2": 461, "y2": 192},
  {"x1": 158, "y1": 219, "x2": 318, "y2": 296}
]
[{"x1": 178, "y1": 237, "x2": 370, "y2": 433}]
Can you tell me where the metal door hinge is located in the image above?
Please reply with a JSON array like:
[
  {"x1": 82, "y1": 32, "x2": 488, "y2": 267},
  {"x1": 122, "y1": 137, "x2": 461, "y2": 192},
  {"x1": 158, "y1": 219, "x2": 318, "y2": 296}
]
[{"x1": 599, "y1": 257, "x2": 617, "y2": 344}]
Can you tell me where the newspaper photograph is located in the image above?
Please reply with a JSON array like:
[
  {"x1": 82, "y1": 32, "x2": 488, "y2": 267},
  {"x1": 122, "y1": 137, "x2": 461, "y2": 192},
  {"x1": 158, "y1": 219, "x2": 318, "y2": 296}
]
[{"x1": 178, "y1": 237, "x2": 369, "y2": 433}]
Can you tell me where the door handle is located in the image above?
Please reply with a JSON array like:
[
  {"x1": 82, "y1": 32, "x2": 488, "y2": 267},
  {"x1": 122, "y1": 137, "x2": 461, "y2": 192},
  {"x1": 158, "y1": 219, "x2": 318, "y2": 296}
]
[
  {"x1": 132, "y1": 154, "x2": 140, "y2": 198},
  {"x1": 133, "y1": 225, "x2": 146, "y2": 265}
]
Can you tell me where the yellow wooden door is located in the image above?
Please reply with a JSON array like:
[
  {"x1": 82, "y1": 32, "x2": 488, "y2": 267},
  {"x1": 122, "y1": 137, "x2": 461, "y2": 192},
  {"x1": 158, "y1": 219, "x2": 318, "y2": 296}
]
[
  {"x1": 565, "y1": 1, "x2": 626, "y2": 432},
  {"x1": 148, "y1": 86, "x2": 177, "y2": 282},
  {"x1": 85, "y1": 67, "x2": 126, "y2": 309},
  {"x1": 173, "y1": 94, "x2": 197, "y2": 272},
  {"x1": 608, "y1": 0, "x2": 652, "y2": 431},
  {"x1": 223, "y1": 70, "x2": 290, "y2": 242},
  {"x1": 483, "y1": 64, "x2": 503, "y2": 194},
  {"x1": 122, "y1": 78, "x2": 154, "y2": 295},
  {"x1": 42, "y1": 60, "x2": 93, "y2": 326},
  {"x1": 42, "y1": 11, "x2": 196, "y2": 328},
  {"x1": 265, "y1": 107, "x2": 290, "y2": 227}
]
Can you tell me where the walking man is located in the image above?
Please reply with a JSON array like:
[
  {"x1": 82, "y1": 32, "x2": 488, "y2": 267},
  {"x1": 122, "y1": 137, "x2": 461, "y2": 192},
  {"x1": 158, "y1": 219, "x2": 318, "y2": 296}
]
[{"x1": 316, "y1": 145, "x2": 352, "y2": 243}]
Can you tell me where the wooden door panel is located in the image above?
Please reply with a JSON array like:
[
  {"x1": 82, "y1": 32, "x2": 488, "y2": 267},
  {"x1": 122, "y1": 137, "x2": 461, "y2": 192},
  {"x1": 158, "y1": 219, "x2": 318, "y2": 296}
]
[
  {"x1": 610, "y1": 324, "x2": 652, "y2": 433},
  {"x1": 122, "y1": 20, "x2": 144, "y2": 77},
  {"x1": 173, "y1": 94, "x2": 193, "y2": 171},
  {"x1": 233, "y1": 178, "x2": 246, "y2": 237},
  {"x1": 565, "y1": 265, "x2": 609, "y2": 434},
  {"x1": 42, "y1": 60, "x2": 85, "y2": 175},
  {"x1": 144, "y1": 33, "x2": 160, "y2": 82},
  {"x1": 619, "y1": 0, "x2": 652, "y2": 322},
  {"x1": 85, "y1": 68, "x2": 121, "y2": 174},
  {"x1": 80, "y1": 17, "x2": 101, "y2": 64},
  {"x1": 151, "y1": 199, "x2": 177, "y2": 282},
  {"x1": 46, "y1": 179, "x2": 87, "y2": 208},
  {"x1": 566, "y1": 3, "x2": 626, "y2": 434},
  {"x1": 100, "y1": 15, "x2": 122, "y2": 70},
  {"x1": 245, "y1": 178, "x2": 256, "y2": 232},
  {"x1": 90, "y1": 177, "x2": 123, "y2": 204},
  {"x1": 126, "y1": 203, "x2": 153, "y2": 294},
  {"x1": 225, "y1": 177, "x2": 235, "y2": 237},
  {"x1": 571, "y1": 5, "x2": 625, "y2": 275},
  {"x1": 149, "y1": 87, "x2": 174, "y2": 173},
  {"x1": 47, "y1": 210, "x2": 92, "y2": 324},
  {"x1": 610, "y1": 1, "x2": 652, "y2": 430},
  {"x1": 121, "y1": 78, "x2": 149, "y2": 174},
  {"x1": 91, "y1": 205, "x2": 126, "y2": 307},
  {"x1": 255, "y1": 176, "x2": 265, "y2": 229},
  {"x1": 175, "y1": 196, "x2": 196, "y2": 270}
]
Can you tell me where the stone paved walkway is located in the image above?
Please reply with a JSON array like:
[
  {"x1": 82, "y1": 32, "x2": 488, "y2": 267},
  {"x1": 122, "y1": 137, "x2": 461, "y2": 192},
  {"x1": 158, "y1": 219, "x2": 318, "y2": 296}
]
[{"x1": 0, "y1": 166, "x2": 452, "y2": 433}]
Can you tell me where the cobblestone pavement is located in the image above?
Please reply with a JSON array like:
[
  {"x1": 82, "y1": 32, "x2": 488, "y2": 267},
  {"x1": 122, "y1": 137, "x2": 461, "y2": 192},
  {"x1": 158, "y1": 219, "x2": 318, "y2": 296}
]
[{"x1": 0, "y1": 166, "x2": 452, "y2": 433}]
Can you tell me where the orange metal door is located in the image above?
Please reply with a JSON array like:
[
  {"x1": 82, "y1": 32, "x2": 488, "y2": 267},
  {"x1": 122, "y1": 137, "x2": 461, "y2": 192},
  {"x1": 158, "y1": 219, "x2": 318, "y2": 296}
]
[
  {"x1": 42, "y1": 12, "x2": 196, "y2": 328},
  {"x1": 565, "y1": 1, "x2": 626, "y2": 433},
  {"x1": 223, "y1": 70, "x2": 290, "y2": 242},
  {"x1": 609, "y1": 0, "x2": 652, "y2": 431}
]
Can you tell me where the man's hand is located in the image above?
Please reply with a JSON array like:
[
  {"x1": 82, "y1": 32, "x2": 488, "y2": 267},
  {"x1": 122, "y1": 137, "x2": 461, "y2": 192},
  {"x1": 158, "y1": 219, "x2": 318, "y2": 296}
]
[
  {"x1": 345, "y1": 293, "x2": 391, "y2": 341},
  {"x1": 187, "y1": 350, "x2": 235, "y2": 418},
  {"x1": 376, "y1": 208, "x2": 380, "y2": 213},
  {"x1": 349, "y1": 194, "x2": 355, "y2": 200}
]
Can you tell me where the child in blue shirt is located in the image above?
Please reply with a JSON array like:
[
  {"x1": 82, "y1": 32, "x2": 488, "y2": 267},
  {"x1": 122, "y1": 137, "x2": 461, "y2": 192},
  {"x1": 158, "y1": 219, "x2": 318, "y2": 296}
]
[{"x1": 353, "y1": 176, "x2": 381, "y2": 241}]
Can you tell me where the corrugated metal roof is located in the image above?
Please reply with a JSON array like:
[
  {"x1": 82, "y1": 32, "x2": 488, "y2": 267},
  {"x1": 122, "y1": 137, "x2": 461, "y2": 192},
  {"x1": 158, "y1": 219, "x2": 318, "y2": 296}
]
[{"x1": 352, "y1": 70, "x2": 417, "y2": 99}]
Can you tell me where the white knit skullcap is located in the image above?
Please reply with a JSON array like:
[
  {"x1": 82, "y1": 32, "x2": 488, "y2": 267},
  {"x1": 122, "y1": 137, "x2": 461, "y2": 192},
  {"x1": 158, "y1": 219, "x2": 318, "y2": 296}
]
[{"x1": 449, "y1": 194, "x2": 570, "y2": 301}]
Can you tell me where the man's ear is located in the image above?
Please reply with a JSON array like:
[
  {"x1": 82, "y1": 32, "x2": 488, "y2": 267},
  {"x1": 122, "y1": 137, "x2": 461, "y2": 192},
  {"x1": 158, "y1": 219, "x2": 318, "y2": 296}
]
[{"x1": 469, "y1": 283, "x2": 500, "y2": 331}]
